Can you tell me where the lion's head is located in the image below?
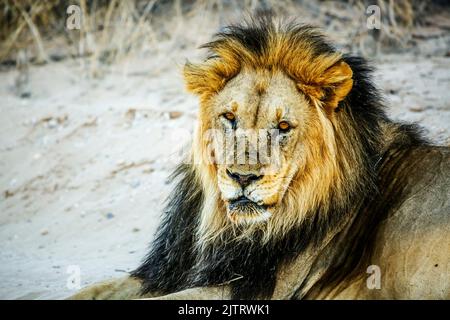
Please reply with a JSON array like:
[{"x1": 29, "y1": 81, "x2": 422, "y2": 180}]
[{"x1": 183, "y1": 19, "x2": 377, "y2": 244}]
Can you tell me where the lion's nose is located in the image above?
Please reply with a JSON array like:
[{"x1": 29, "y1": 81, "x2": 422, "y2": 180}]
[{"x1": 226, "y1": 169, "x2": 262, "y2": 188}]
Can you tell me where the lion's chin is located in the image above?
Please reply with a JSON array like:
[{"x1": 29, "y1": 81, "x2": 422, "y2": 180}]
[{"x1": 226, "y1": 197, "x2": 272, "y2": 225}]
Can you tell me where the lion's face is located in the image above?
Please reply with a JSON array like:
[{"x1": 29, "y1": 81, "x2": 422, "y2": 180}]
[{"x1": 205, "y1": 70, "x2": 313, "y2": 224}]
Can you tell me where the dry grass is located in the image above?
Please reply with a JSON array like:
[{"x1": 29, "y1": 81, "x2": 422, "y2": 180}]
[{"x1": 0, "y1": 0, "x2": 446, "y2": 74}]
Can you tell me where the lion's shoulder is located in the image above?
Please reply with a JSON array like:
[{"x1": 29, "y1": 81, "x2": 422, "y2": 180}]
[{"x1": 370, "y1": 145, "x2": 450, "y2": 298}]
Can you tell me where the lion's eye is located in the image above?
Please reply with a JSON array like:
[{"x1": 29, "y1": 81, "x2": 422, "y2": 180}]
[
  {"x1": 278, "y1": 121, "x2": 291, "y2": 132},
  {"x1": 223, "y1": 112, "x2": 236, "y2": 122}
]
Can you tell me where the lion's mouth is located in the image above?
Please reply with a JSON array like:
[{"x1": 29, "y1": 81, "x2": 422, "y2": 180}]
[
  {"x1": 227, "y1": 196, "x2": 270, "y2": 224},
  {"x1": 229, "y1": 195, "x2": 254, "y2": 207}
]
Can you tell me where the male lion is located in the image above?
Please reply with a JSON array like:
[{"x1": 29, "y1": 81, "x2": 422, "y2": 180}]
[{"x1": 71, "y1": 18, "x2": 449, "y2": 300}]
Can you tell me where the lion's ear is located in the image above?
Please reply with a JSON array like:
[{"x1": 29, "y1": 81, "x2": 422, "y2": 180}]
[
  {"x1": 297, "y1": 60, "x2": 353, "y2": 110},
  {"x1": 183, "y1": 61, "x2": 231, "y2": 98},
  {"x1": 184, "y1": 62, "x2": 209, "y2": 96}
]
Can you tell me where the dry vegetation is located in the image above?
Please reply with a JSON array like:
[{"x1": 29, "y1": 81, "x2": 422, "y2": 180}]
[{"x1": 1, "y1": 0, "x2": 449, "y2": 74}]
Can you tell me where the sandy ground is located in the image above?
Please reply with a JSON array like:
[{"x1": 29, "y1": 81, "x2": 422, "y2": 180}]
[{"x1": 0, "y1": 48, "x2": 449, "y2": 299}]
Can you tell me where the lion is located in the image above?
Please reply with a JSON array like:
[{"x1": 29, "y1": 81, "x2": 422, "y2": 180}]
[{"x1": 70, "y1": 18, "x2": 450, "y2": 300}]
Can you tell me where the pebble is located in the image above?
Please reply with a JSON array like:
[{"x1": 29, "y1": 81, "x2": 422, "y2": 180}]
[
  {"x1": 20, "y1": 92, "x2": 31, "y2": 99},
  {"x1": 40, "y1": 229, "x2": 49, "y2": 236},
  {"x1": 169, "y1": 111, "x2": 183, "y2": 119},
  {"x1": 4, "y1": 190, "x2": 14, "y2": 198},
  {"x1": 106, "y1": 212, "x2": 114, "y2": 219},
  {"x1": 409, "y1": 105, "x2": 425, "y2": 112}
]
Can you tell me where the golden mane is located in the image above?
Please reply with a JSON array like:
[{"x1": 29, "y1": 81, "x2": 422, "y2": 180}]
[{"x1": 185, "y1": 19, "x2": 375, "y2": 246}]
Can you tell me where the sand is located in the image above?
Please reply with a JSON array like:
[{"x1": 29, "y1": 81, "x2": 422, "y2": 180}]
[{"x1": 0, "y1": 47, "x2": 449, "y2": 299}]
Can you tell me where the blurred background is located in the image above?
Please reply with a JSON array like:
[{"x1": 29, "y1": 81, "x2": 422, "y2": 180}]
[{"x1": 0, "y1": 0, "x2": 449, "y2": 299}]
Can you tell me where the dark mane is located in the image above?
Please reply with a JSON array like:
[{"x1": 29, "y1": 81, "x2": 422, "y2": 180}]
[{"x1": 132, "y1": 18, "x2": 427, "y2": 299}]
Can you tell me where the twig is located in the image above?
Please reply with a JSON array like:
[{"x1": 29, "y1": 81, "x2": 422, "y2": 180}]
[{"x1": 14, "y1": 1, "x2": 48, "y2": 64}]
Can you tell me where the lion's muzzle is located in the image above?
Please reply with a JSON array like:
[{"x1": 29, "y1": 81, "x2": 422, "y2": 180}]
[{"x1": 226, "y1": 169, "x2": 263, "y2": 187}]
